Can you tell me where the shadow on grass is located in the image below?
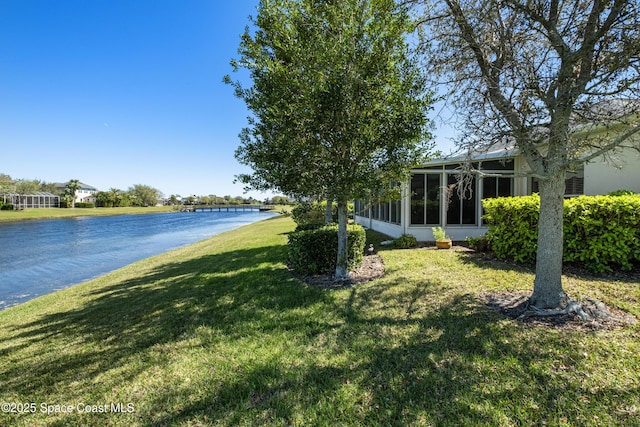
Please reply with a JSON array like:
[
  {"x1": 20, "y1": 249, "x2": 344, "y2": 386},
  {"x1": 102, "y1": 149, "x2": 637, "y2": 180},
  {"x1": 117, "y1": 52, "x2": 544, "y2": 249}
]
[
  {"x1": 1, "y1": 243, "x2": 329, "y2": 397},
  {"x1": 457, "y1": 249, "x2": 536, "y2": 275},
  {"x1": 149, "y1": 279, "x2": 636, "y2": 426},
  {"x1": 2, "y1": 235, "x2": 638, "y2": 425},
  {"x1": 458, "y1": 248, "x2": 640, "y2": 284}
]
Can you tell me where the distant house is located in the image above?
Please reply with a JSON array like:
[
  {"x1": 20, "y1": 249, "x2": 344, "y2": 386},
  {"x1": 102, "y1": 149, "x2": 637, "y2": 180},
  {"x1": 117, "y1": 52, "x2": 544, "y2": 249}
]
[
  {"x1": 55, "y1": 182, "x2": 99, "y2": 204},
  {"x1": 355, "y1": 144, "x2": 640, "y2": 242}
]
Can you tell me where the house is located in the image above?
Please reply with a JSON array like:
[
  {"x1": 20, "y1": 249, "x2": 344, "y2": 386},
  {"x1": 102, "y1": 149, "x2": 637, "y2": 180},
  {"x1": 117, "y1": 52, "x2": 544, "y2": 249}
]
[
  {"x1": 354, "y1": 144, "x2": 640, "y2": 242},
  {"x1": 54, "y1": 182, "x2": 99, "y2": 204}
]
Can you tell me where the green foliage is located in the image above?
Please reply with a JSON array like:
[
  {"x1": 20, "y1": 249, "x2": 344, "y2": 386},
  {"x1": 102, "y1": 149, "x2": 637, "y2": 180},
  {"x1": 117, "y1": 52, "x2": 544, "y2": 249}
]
[
  {"x1": 291, "y1": 201, "x2": 354, "y2": 231},
  {"x1": 0, "y1": 203, "x2": 14, "y2": 211},
  {"x1": 228, "y1": 0, "x2": 434, "y2": 278},
  {"x1": 466, "y1": 235, "x2": 491, "y2": 252},
  {"x1": 564, "y1": 195, "x2": 640, "y2": 272},
  {"x1": 483, "y1": 195, "x2": 540, "y2": 264},
  {"x1": 393, "y1": 233, "x2": 417, "y2": 249},
  {"x1": 288, "y1": 223, "x2": 366, "y2": 275},
  {"x1": 75, "y1": 202, "x2": 95, "y2": 208},
  {"x1": 483, "y1": 194, "x2": 640, "y2": 272},
  {"x1": 431, "y1": 226, "x2": 450, "y2": 241},
  {"x1": 64, "y1": 179, "x2": 81, "y2": 208},
  {"x1": 291, "y1": 202, "x2": 330, "y2": 230},
  {"x1": 608, "y1": 189, "x2": 636, "y2": 196},
  {"x1": 128, "y1": 184, "x2": 160, "y2": 207},
  {"x1": 228, "y1": 0, "x2": 433, "y2": 202},
  {"x1": 293, "y1": 222, "x2": 326, "y2": 232}
]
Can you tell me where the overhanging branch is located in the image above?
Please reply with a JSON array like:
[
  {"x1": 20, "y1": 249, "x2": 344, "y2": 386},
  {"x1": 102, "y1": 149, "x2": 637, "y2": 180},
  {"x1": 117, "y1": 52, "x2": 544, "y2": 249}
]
[{"x1": 578, "y1": 124, "x2": 640, "y2": 163}]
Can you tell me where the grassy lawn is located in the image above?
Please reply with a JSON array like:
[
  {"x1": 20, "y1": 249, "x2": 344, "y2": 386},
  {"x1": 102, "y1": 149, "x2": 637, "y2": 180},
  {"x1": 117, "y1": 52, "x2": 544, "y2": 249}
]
[
  {"x1": 0, "y1": 206, "x2": 176, "y2": 222},
  {"x1": 0, "y1": 215, "x2": 638, "y2": 426}
]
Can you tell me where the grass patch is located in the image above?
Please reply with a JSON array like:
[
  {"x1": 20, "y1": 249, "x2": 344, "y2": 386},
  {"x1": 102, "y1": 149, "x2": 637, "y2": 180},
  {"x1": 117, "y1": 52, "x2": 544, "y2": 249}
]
[
  {"x1": 0, "y1": 206, "x2": 176, "y2": 222},
  {"x1": 0, "y1": 216, "x2": 639, "y2": 426}
]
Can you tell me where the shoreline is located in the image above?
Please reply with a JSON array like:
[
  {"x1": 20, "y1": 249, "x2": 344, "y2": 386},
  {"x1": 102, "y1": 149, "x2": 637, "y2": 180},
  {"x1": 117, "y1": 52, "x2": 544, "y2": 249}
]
[
  {"x1": 0, "y1": 205, "x2": 288, "y2": 223},
  {"x1": 0, "y1": 206, "x2": 177, "y2": 223}
]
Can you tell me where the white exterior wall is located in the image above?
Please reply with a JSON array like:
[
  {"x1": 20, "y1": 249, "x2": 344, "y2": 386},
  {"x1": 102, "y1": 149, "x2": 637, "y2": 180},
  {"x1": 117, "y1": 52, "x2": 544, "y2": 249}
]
[
  {"x1": 355, "y1": 216, "x2": 403, "y2": 238},
  {"x1": 583, "y1": 148, "x2": 640, "y2": 195},
  {"x1": 513, "y1": 156, "x2": 531, "y2": 196}
]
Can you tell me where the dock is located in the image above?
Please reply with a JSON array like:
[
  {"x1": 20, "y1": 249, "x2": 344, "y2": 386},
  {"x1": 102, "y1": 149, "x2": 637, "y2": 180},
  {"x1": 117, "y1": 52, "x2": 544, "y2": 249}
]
[{"x1": 179, "y1": 205, "x2": 275, "y2": 213}]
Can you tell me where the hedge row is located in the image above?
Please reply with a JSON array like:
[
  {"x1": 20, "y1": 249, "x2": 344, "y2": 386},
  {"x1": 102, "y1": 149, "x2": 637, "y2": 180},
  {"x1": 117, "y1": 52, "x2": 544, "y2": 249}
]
[
  {"x1": 75, "y1": 202, "x2": 95, "y2": 208},
  {"x1": 288, "y1": 223, "x2": 366, "y2": 275},
  {"x1": 483, "y1": 194, "x2": 640, "y2": 272}
]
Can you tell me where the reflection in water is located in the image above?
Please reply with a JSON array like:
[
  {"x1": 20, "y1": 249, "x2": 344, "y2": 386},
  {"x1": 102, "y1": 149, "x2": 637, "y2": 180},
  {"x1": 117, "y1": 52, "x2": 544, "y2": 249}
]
[{"x1": 0, "y1": 211, "x2": 275, "y2": 309}]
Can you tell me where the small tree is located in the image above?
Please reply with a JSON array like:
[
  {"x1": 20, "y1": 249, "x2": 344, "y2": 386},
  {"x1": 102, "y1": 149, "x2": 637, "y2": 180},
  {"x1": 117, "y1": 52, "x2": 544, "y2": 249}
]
[
  {"x1": 228, "y1": 0, "x2": 434, "y2": 279},
  {"x1": 0, "y1": 174, "x2": 13, "y2": 194}
]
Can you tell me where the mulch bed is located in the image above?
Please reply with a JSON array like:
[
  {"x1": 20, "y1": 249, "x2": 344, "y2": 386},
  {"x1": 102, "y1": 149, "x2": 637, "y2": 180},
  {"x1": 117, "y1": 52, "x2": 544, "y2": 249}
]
[
  {"x1": 293, "y1": 254, "x2": 385, "y2": 289},
  {"x1": 481, "y1": 291, "x2": 638, "y2": 331}
]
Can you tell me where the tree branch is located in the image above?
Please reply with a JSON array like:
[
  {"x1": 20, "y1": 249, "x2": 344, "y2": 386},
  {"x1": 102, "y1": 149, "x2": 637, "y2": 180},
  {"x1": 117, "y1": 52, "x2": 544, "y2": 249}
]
[{"x1": 578, "y1": 124, "x2": 640, "y2": 163}]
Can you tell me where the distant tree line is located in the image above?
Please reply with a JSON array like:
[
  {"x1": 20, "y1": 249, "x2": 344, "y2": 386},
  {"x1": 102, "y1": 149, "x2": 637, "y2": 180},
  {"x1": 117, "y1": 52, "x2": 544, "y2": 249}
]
[
  {"x1": 95, "y1": 184, "x2": 161, "y2": 207},
  {"x1": 0, "y1": 174, "x2": 57, "y2": 195},
  {"x1": 164, "y1": 194, "x2": 291, "y2": 206},
  {"x1": 1, "y1": 173, "x2": 290, "y2": 209}
]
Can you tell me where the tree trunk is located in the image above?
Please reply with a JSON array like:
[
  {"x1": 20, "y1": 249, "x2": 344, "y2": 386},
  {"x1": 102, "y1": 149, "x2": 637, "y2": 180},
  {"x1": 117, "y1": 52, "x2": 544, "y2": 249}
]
[
  {"x1": 530, "y1": 170, "x2": 566, "y2": 309},
  {"x1": 334, "y1": 200, "x2": 350, "y2": 281},
  {"x1": 325, "y1": 199, "x2": 333, "y2": 224}
]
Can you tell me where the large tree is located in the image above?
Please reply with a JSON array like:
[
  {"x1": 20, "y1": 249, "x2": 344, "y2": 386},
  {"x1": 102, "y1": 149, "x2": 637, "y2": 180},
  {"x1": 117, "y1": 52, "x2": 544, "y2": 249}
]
[
  {"x1": 411, "y1": 0, "x2": 640, "y2": 309},
  {"x1": 128, "y1": 184, "x2": 161, "y2": 207},
  {"x1": 227, "y1": 0, "x2": 434, "y2": 280}
]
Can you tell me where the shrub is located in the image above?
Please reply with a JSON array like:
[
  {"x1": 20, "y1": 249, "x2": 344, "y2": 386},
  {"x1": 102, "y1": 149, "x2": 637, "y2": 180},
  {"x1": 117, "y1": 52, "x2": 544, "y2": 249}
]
[
  {"x1": 564, "y1": 195, "x2": 640, "y2": 272},
  {"x1": 294, "y1": 222, "x2": 327, "y2": 232},
  {"x1": 291, "y1": 201, "x2": 354, "y2": 231},
  {"x1": 288, "y1": 223, "x2": 366, "y2": 275},
  {"x1": 291, "y1": 202, "x2": 329, "y2": 230},
  {"x1": 483, "y1": 194, "x2": 640, "y2": 272},
  {"x1": 466, "y1": 235, "x2": 491, "y2": 252},
  {"x1": 393, "y1": 233, "x2": 417, "y2": 249},
  {"x1": 0, "y1": 203, "x2": 14, "y2": 211},
  {"x1": 431, "y1": 226, "x2": 450, "y2": 241},
  {"x1": 608, "y1": 189, "x2": 636, "y2": 196},
  {"x1": 483, "y1": 195, "x2": 540, "y2": 264},
  {"x1": 75, "y1": 202, "x2": 95, "y2": 208}
]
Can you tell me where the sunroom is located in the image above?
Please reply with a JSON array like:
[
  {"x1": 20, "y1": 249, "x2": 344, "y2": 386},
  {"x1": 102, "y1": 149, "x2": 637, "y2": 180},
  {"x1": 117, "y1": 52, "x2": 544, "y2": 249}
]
[{"x1": 353, "y1": 143, "x2": 635, "y2": 242}]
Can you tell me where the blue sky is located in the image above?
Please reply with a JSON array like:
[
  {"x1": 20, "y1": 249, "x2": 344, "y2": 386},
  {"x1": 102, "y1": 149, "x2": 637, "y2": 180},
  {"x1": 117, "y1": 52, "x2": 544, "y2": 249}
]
[{"x1": 1, "y1": 0, "x2": 456, "y2": 199}]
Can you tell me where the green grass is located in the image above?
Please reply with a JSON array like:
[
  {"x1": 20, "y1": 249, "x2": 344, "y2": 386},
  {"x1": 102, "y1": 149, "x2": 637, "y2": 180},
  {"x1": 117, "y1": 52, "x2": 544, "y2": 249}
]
[
  {"x1": 0, "y1": 206, "x2": 176, "y2": 222},
  {"x1": 1, "y1": 215, "x2": 639, "y2": 426}
]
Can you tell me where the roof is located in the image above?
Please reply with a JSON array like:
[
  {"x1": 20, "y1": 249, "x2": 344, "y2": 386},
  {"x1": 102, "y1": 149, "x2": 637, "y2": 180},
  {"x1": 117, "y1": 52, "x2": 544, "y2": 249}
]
[
  {"x1": 423, "y1": 99, "x2": 639, "y2": 168},
  {"x1": 2, "y1": 192, "x2": 60, "y2": 197},
  {"x1": 422, "y1": 140, "x2": 519, "y2": 167},
  {"x1": 54, "y1": 182, "x2": 99, "y2": 191}
]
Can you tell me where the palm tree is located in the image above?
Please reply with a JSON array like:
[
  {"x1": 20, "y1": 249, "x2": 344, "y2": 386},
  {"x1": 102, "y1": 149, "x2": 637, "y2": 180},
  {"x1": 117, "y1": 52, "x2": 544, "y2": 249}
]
[
  {"x1": 109, "y1": 188, "x2": 122, "y2": 207},
  {"x1": 65, "y1": 179, "x2": 81, "y2": 208}
]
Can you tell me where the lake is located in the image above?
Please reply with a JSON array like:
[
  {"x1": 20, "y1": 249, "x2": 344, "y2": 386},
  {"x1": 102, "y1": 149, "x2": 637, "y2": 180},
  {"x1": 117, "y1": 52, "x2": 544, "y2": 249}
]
[{"x1": 0, "y1": 210, "x2": 276, "y2": 310}]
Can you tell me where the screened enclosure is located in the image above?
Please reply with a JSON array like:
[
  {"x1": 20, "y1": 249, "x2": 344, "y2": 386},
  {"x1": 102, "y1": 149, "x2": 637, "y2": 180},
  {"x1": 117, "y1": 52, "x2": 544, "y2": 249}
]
[{"x1": 2, "y1": 192, "x2": 60, "y2": 209}]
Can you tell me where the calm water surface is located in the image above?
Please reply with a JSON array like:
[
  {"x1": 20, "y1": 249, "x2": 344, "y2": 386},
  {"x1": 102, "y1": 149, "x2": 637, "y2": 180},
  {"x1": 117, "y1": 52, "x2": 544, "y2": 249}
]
[{"x1": 0, "y1": 211, "x2": 275, "y2": 310}]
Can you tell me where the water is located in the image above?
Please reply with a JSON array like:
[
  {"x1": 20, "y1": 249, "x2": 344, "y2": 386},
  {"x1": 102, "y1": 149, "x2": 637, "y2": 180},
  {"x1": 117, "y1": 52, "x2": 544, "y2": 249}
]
[{"x1": 0, "y1": 210, "x2": 276, "y2": 310}]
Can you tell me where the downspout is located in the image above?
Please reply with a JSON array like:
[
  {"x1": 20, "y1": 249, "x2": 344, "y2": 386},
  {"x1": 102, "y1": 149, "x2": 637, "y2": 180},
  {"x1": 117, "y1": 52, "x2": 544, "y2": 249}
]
[{"x1": 402, "y1": 183, "x2": 408, "y2": 235}]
